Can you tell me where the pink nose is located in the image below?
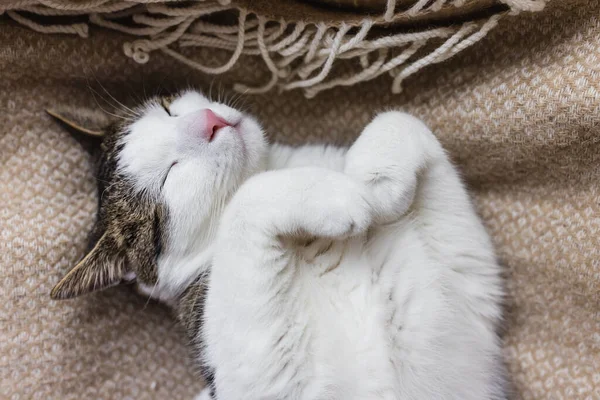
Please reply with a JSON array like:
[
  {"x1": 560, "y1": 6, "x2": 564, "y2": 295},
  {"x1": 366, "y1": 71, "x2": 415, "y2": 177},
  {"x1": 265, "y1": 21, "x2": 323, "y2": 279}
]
[
  {"x1": 204, "y1": 109, "x2": 230, "y2": 141},
  {"x1": 181, "y1": 109, "x2": 231, "y2": 142}
]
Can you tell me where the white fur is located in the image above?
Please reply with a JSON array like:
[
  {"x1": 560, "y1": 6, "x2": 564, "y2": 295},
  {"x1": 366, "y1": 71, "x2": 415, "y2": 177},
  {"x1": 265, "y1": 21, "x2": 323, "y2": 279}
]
[
  {"x1": 118, "y1": 91, "x2": 506, "y2": 399},
  {"x1": 117, "y1": 90, "x2": 267, "y2": 300},
  {"x1": 195, "y1": 388, "x2": 213, "y2": 400}
]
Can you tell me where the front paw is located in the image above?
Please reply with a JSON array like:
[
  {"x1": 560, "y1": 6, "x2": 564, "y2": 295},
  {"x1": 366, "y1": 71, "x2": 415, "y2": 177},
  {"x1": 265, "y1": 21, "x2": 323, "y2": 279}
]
[
  {"x1": 226, "y1": 167, "x2": 373, "y2": 240},
  {"x1": 299, "y1": 176, "x2": 372, "y2": 239},
  {"x1": 344, "y1": 112, "x2": 439, "y2": 223}
]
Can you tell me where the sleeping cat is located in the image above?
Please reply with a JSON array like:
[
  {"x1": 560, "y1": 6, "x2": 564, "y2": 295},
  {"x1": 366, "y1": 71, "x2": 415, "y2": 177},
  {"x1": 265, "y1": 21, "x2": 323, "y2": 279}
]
[{"x1": 49, "y1": 89, "x2": 508, "y2": 400}]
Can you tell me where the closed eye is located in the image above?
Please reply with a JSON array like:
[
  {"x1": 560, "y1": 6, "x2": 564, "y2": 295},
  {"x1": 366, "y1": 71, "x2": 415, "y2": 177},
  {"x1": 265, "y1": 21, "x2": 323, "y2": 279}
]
[
  {"x1": 161, "y1": 100, "x2": 171, "y2": 116},
  {"x1": 160, "y1": 161, "x2": 178, "y2": 189}
]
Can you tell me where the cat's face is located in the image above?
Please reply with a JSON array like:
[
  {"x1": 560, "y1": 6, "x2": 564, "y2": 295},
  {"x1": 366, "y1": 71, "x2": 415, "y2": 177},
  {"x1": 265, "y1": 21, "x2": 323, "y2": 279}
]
[{"x1": 49, "y1": 90, "x2": 268, "y2": 301}]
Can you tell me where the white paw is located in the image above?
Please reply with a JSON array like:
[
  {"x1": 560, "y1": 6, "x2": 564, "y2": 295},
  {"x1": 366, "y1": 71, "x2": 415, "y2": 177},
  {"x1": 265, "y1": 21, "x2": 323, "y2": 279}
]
[
  {"x1": 300, "y1": 177, "x2": 372, "y2": 239},
  {"x1": 228, "y1": 167, "x2": 373, "y2": 240}
]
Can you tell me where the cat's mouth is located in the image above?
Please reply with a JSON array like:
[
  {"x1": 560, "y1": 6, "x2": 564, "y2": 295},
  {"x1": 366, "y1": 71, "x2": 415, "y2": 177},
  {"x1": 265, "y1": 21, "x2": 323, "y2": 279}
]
[{"x1": 209, "y1": 124, "x2": 237, "y2": 142}]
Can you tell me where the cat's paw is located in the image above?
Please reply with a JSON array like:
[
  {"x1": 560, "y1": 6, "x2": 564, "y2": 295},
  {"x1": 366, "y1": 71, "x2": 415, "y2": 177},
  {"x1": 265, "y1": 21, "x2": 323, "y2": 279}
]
[
  {"x1": 298, "y1": 176, "x2": 372, "y2": 239},
  {"x1": 227, "y1": 167, "x2": 373, "y2": 239},
  {"x1": 344, "y1": 111, "x2": 442, "y2": 224}
]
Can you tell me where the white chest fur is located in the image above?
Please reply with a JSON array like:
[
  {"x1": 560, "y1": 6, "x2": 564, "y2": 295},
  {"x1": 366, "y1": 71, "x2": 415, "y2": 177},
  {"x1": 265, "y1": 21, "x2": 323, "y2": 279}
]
[{"x1": 200, "y1": 112, "x2": 506, "y2": 400}]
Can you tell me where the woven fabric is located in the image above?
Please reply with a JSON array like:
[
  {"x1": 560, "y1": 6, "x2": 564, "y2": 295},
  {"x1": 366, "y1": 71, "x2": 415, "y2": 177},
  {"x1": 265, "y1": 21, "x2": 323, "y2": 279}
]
[
  {"x1": 1, "y1": 0, "x2": 542, "y2": 97},
  {"x1": 0, "y1": 0, "x2": 599, "y2": 398}
]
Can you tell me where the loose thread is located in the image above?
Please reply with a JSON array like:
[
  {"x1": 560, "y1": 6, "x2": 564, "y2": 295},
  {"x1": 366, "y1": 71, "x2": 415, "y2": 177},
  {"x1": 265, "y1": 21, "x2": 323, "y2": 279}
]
[
  {"x1": 384, "y1": 0, "x2": 396, "y2": 21},
  {"x1": 6, "y1": 10, "x2": 88, "y2": 37},
  {"x1": 160, "y1": 9, "x2": 247, "y2": 75},
  {"x1": 283, "y1": 23, "x2": 351, "y2": 90},
  {"x1": 502, "y1": 0, "x2": 545, "y2": 12},
  {"x1": 2, "y1": 0, "x2": 534, "y2": 97}
]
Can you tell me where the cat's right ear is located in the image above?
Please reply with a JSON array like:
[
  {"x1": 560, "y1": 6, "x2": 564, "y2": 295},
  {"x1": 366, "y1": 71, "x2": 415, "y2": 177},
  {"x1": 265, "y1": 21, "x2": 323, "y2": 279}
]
[{"x1": 46, "y1": 106, "x2": 110, "y2": 137}]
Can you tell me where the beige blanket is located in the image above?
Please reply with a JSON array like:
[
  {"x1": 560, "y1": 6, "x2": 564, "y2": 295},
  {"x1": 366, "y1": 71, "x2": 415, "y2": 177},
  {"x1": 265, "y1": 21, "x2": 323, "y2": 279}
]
[{"x1": 1, "y1": 0, "x2": 598, "y2": 398}]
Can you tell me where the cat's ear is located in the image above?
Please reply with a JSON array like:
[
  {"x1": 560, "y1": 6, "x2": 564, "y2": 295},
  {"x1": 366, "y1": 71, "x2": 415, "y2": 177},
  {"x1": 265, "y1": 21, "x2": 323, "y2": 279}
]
[
  {"x1": 50, "y1": 232, "x2": 125, "y2": 300},
  {"x1": 46, "y1": 106, "x2": 109, "y2": 137}
]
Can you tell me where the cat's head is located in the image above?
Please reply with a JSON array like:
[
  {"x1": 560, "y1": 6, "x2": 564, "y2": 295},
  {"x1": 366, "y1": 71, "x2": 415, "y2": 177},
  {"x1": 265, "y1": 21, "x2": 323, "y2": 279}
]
[{"x1": 49, "y1": 89, "x2": 268, "y2": 302}]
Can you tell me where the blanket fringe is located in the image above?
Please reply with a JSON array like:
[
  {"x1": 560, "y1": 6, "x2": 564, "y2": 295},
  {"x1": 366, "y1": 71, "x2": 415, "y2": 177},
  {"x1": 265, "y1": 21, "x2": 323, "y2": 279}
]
[{"x1": 1, "y1": 0, "x2": 547, "y2": 97}]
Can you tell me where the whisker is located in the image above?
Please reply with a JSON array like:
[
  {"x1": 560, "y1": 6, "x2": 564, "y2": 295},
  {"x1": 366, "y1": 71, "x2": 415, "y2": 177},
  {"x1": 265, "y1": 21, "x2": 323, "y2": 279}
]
[
  {"x1": 93, "y1": 77, "x2": 141, "y2": 118},
  {"x1": 142, "y1": 75, "x2": 148, "y2": 104},
  {"x1": 209, "y1": 78, "x2": 216, "y2": 102},
  {"x1": 231, "y1": 89, "x2": 249, "y2": 110},
  {"x1": 143, "y1": 279, "x2": 160, "y2": 310},
  {"x1": 89, "y1": 87, "x2": 136, "y2": 120},
  {"x1": 81, "y1": 67, "x2": 136, "y2": 120},
  {"x1": 127, "y1": 81, "x2": 145, "y2": 107},
  {"x1": 87, "y1": 81, "x2": 135, "y2": 119},
  {"x1": 100, "y1": 180, "x2": 120, "y2": 201},
  {"x1": 154, "y1": 73, "x2": 171, "y2": 99},
  {"x1": 88, "y1": 86, "x2": 133, "y2": 122},
  {"x1": 218, "y1": 81, "x2": 224, "y2": 104},
  {"x1": 94, "y1": 177, "x2": 111, "y2": 185}
]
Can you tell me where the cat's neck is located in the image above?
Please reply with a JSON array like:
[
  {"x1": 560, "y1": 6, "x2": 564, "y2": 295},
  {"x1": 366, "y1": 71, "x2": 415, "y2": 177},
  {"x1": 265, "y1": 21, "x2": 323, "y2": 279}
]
[{"x1": 175, "y1": 272, "x2": 209, "y2": 344}]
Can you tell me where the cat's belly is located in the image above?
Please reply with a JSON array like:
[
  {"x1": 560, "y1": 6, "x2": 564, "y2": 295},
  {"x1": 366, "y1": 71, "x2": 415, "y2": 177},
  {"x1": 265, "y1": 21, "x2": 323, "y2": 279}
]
[{"x1": 295, "y1": 246, "x2": 398, "y2": 399}]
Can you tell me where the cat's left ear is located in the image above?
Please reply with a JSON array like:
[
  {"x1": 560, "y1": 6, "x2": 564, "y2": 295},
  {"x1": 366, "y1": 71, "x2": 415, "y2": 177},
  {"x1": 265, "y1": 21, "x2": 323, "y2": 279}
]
[
  {"x1": 50, "y1": 232, "x2": 125, "y2": 300},
  {"x1": 46, "y1": 106, "x2": 109, "y2": 137}
]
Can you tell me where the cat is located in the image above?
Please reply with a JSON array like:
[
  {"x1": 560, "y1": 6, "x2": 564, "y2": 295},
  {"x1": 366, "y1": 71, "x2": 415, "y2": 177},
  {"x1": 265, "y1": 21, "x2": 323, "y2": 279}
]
[{"x1": 49, "y1": 89, "x2": 508, "y2": 400}]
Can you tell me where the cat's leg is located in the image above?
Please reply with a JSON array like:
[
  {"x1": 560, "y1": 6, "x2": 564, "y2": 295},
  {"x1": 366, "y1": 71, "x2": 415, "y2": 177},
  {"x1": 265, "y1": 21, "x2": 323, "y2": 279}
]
[
  {"x1": 344, "y1": 111, "x2": 445, "y2": 224},
  {"x1": 346, "y1": 112, "x2": 508, "y2": 399},
  {"x1": 202, "y1": 167, "x2": 373, "y2": 400},
  {"x1": 221, "y1": 166, "x2": 372, "y2": 239}
]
